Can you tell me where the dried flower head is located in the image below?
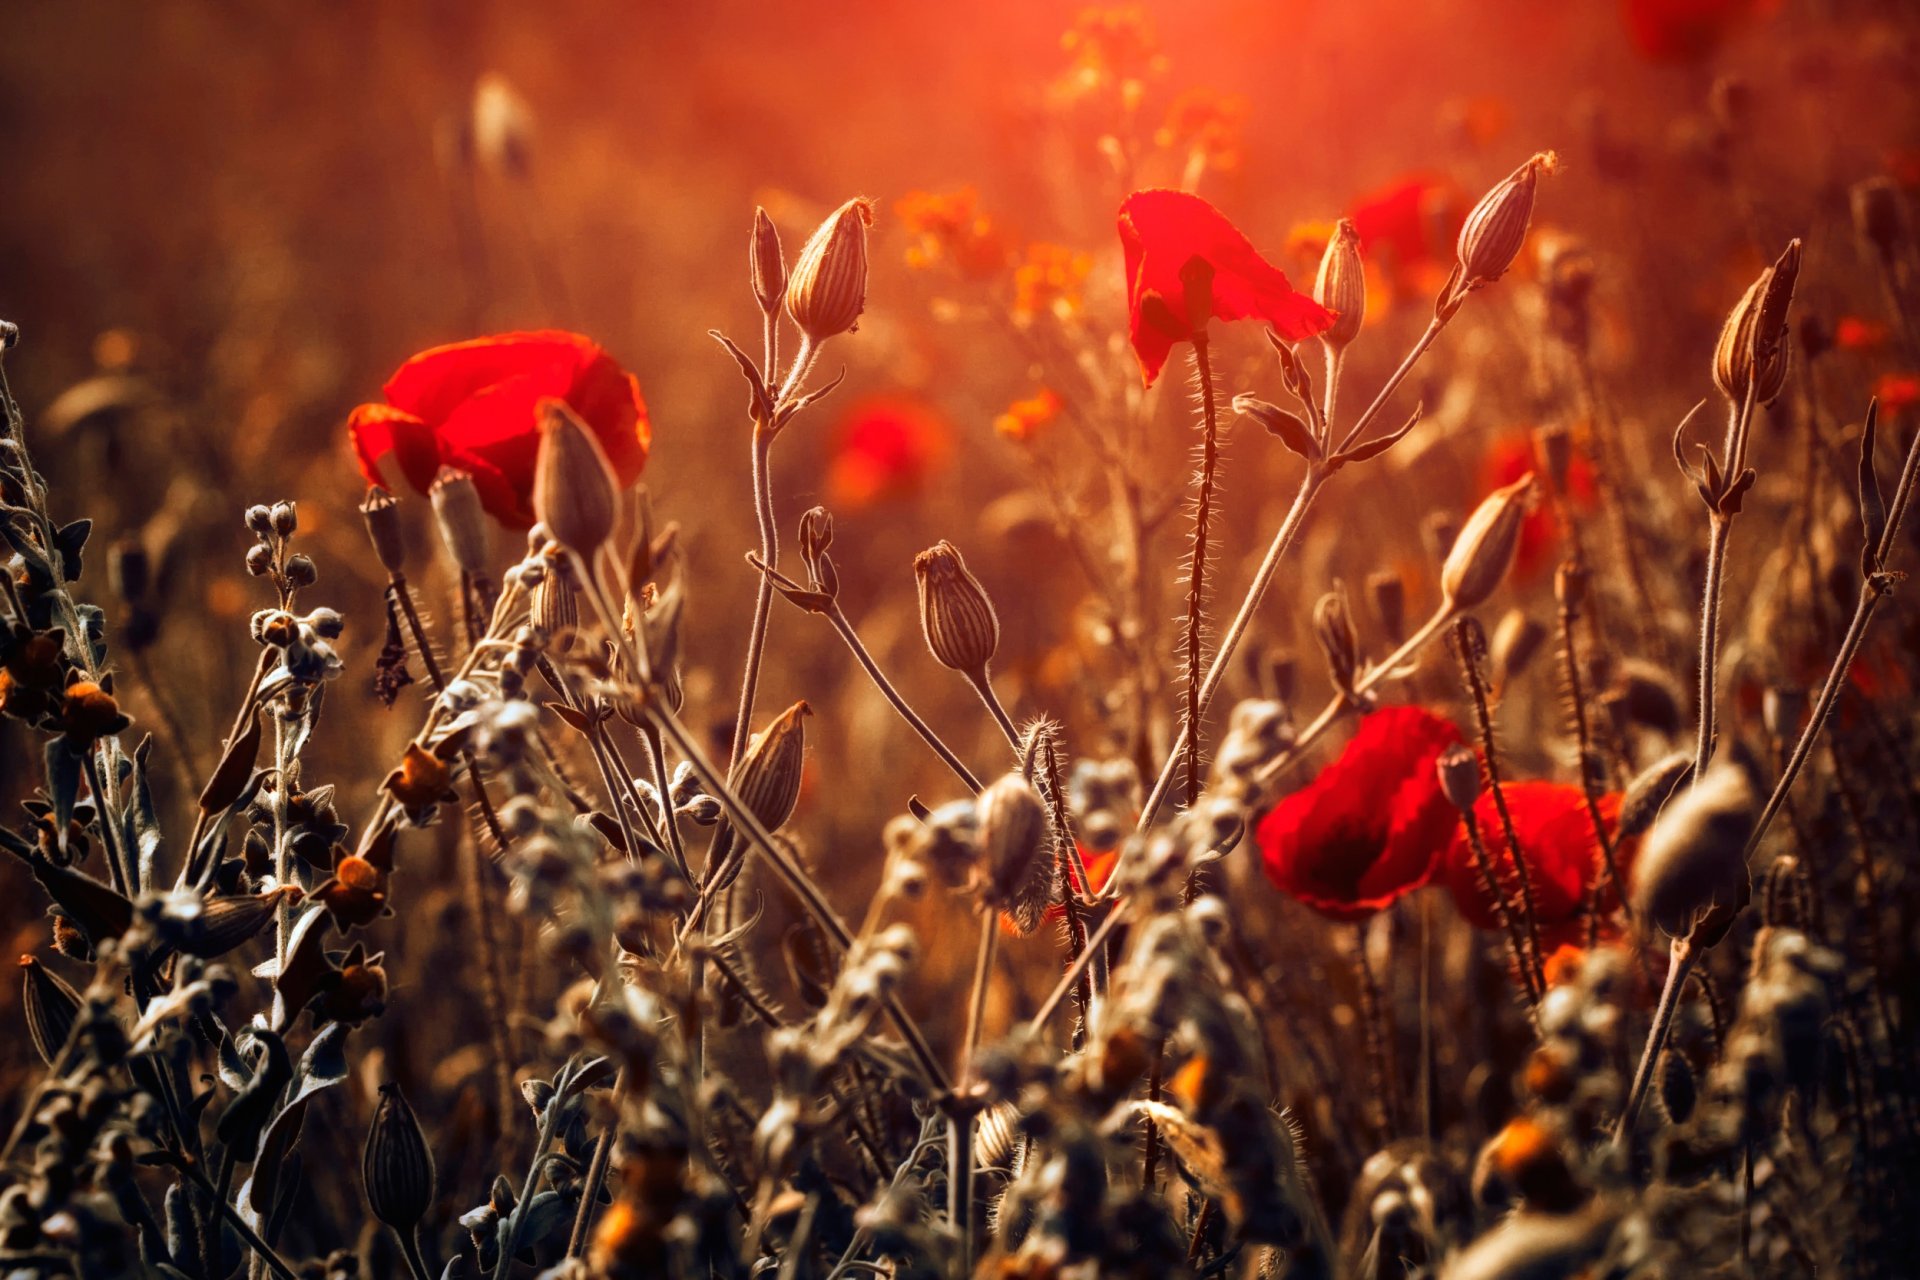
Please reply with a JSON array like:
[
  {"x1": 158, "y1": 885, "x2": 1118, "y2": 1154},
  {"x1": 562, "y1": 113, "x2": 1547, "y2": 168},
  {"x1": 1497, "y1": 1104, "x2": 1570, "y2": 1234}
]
[
  {"x1": 1712, "y1": 239, "x2": 1801, "y2": 408},
  {"x1": 360, "y1": 485, "x2": 406, "y2": 575},
  {"x1": 914, "y1": 540, "x2": 1000, "y2": 681},
  {"x1": 786, "y1": 198, "x2": 874, "y2": 343}
]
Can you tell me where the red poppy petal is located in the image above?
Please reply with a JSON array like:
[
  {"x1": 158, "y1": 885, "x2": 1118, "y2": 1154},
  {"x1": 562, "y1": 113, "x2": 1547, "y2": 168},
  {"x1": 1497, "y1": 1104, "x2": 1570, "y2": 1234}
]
[
  {"x1": 563, "y1": 356, "x2": 650, "y2": 487},
  {"x1": 347, "y1": 404, "x2": 442, "y2": 498},
  {"x1": 441, "y1": 448, "x2": 537, "y2": 529},
  {"x1": 382, "y1": 331, "x2": 600, "y2": 424}
]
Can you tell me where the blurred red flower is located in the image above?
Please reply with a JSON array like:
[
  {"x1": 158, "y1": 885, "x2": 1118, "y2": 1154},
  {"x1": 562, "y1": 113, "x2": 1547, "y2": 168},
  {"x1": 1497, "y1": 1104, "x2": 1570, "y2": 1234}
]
[
  {"x1": 1256, "y1": 706, "x2": 1464, "y2": 920},
  {"x1": 1834, "y1": 315, "x2": 1888, "y2": 352},
  {"x1": 824, "y1": 395, "x2": 952, "y2": 510},
  {"x1": 1620, "y1": 0, "x2": 1776, "y2": 62},
  {"x1": 347, "y1": 331, "x2": 649, "y2": 528},
  {"x1": 1347, "y1": 173, "x2": 1467, "y2": 296},
  {"x1": 1481, "y1": 431, "x2": 1595, "y2": 581},
  {"x1": 1118, "y1": 189, "x2": 1333, "y2": 386},
  {"x1": 1040, "y1": 843, "x2": 1118, "y2": 926},
  {"x1": 1439, "y1": 782, "x2": 1634, "y2": 949},
  {"x1": 1875, "y1": 372, "x2": 1920, "y2": 419}
]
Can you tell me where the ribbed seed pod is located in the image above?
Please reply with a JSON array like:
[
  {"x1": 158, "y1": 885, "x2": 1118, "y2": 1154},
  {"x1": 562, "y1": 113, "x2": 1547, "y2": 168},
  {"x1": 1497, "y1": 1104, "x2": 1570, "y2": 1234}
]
[
  {"x1": 1457, "y1": 152, "x2": 1555, "y2": 289},
  {"x1": 533, "y1": 402, "x2": 620, "y2": 560},
  {"x1": 360, "y1": 486, "x2": 406, "y2": 575},
  {"x1": 1442, "y1": 474, "x2": 1536, "y2": 610},
  {"x1": 786, "y1": 198, "x2": 874, "y2": 343},
  {"x1": 727, "y1": 701, "x2": 811, "y2": 834},
  {"x1": 20, "y1": 955, "x2": 82, "y2": 1067},
  {"x1": 1312, "y1": 588, "x2": 1359, "y2": 693},
  {"x1": 1712, "y1": 240, "x2": 1801, "y2": 408},
  {"x1": 363, "y1": 1082, "x2": 436, "y2": 1231},
  {"x1": 750, "y1": 206, "x2": 787, "y2": 314},
  {"x1": 530, "y1": 566, "x2": 578, "y2": 653},
  {"x1": 429, "y1": 468, "x2": 492, "y2": 575},
  {"x1": 914, "y1": 540, "x2": 1000, "y2": 681},
  {"x1": 1632, "y1": 761, "x2": 1754, "y2": 936},
  {"x1": 1313, "y1": 218, "x2": 1366, "y2": 349},
  {"x1": 174, "y1": 891, "x2": 290, "y2": 959},
  {"x1": 974, "y1": 771, "x2": 1050, "y2": 925}
]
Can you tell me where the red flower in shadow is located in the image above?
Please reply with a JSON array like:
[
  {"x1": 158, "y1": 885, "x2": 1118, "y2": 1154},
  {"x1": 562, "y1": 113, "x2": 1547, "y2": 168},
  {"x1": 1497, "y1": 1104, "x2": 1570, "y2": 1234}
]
[
  {"x1": 1620, "y1": 0, "x2": 1776, "y2": 62},
  {"x1": 1257, "y1": 707, "x2": 1464, "y2": 920},
  {"x1": 348, "y1": 331, "x2": 649, "y2": 528},
  {"x1": 1439, "y1": 782, "x2": 1636, "y2": 949},
  {"x1": 1118, "y1": 189, "x2": 1333, "y2": 387}
]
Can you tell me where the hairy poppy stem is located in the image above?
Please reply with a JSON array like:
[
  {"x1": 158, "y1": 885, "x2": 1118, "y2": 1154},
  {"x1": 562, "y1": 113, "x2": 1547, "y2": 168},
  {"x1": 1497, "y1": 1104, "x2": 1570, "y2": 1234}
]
[
  {"x1": 1556, "y1": 570, "x2": 1630, "y2": 925},
  {"x1": 1461, "y1": 809, "x2": 1540, "y2": 1008},
  {"x1": 1182, "y1": 335, "x2": 1221, "y2": 810}
]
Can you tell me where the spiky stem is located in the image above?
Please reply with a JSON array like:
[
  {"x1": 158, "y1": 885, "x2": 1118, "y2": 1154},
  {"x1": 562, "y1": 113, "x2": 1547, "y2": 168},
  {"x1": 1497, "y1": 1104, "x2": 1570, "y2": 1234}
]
[{"x1": 1182, "y1": 335, "x2": 1221, "y2": 809}]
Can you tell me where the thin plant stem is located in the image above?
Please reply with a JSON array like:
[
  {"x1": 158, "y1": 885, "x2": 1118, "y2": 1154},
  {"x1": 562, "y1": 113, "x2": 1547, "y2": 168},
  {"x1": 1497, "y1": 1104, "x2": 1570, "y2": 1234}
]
[
  {"x1": 1181, "y1": 334, "x2": 1222, "y2": 809},
  {"x1": 1692, "y1": 513, "x2": 1733, "y2": 779},
  {"x1": 1614, "y1": 934, "x2": 1697, "y2": 1146},
  {"x1": 1556, "y1": 575, "x2": 1630, "y2": 924},
  {"x1": 1462, "y1": 809, "x2": 1540, "y2": 1008},
  {"x1": 1351, "y1": 922, "x2": 1395, "y2": 1140},
  {"x1": 1454, "y1": 618, "x2": 1544, "y2": 986},
  {"x1": 948, "y1": 910, "x2": 997, "y2": 1278},
  {"x1": 398, "y1": 1232, "x2": 434, "y2": 1280},
  {"x1": 566, "y1": 1067, "x2": 629, "y2": 1258}
]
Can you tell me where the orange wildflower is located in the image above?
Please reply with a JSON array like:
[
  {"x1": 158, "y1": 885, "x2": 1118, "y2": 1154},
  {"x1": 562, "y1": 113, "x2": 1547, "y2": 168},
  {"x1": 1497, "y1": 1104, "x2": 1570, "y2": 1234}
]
[
  {"x1": 895, "y1": 187, "x2": 1008, "y2": 279},
  {"x1": 995, "y1": 389, "x2": 1065, "y2": 443},
  {"x1": 1012, "y1": 242, "x2": 1093, "y2": 323},
  {"x1": 1157, "y1": 88, "x2": 1249, "y2": 174}
]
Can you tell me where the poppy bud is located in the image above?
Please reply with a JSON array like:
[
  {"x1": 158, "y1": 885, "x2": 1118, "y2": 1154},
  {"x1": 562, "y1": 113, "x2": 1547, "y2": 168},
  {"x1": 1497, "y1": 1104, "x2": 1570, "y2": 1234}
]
[
  {"x1": 363, "y1": 1082, "x2": 436, "y2": 1232},
  {"x1": 1436, "y1": 743, "x2": 1482, "y2": 812},
  {"x1": 914, "y1": 540, "x2": 1000, "y2": 681},
  {"x1": 974, "y1": 771, "x2": 1049, "y2": 916},
  {"x1": 20, "y1": 955, "x2": 82, "y2": 1067},
  {"x1": 1632, "y1": 761, "x2": 1753, "y2": 936},
  {"x1": 728, "y1": 701, "x2": 810, "y2": 835},
  {"x1": 1457, "y1": 152, "x2": 1555, "y2": 290},
  {"x1": 750, "y1": 206, "x2": 787, "y2": 313},
  {"x1": 360, "y1": 487, "x2": 406, "y2": 575},
  {"x1": 1367, "y1": 571, "x2": 1405, "y2": 645},
  {"x1": 173, "y1": 890, "x2": 293, "y2": 959},
  {"x1": 1713, "y1": 240, "x2": 1800, "y2": 409},
  {"x1": 786, "y1": 197, "x2": 874, "y2": 344},
  {"x1": 1617, "y1": 752, "x2": 1692, "y2": 839},
  {"x1": 1312, "y1": 587, "x2": 1359, "y2": 693},
  {"x1": 1441, "y1": 474, "x2": 1536, "y2": 610},
  {"x1": 1850, "y1": 177, "x2": 1905, "y2": 259},
  {"x1": 1491, "y1": 609, "x2": 1547, "y2": 686},
  {"x1": 430, "y1": 468, "x2": 492, "y2": 575},
  {"x1": 1313, "y1": 218, "x2": 1366, "y2": 349},
  {"x1": 533, "y1": 400, "x2": 621, "y2": 561}
]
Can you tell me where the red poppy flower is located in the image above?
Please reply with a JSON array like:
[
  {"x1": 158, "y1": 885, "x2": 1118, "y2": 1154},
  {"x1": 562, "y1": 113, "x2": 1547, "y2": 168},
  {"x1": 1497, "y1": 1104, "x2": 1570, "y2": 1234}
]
[
  {"x1": 1481, "y1": 432, "x2": 1596, "y2": 581},
  {"x1": 347, "y1": 331, "x2": 649, "y2": 528},
  {"x1": 1118, "y1": 189, "x2": 1333, "y2": 387},
  {"x1": 824, "y1": 395, "x2": 952, "y2": 510},
  {"x1": 1347, "y1": 174, "x2": 1467, "y2": 286},
  {"x1": 1834, "y1": 316, "x2": 1888, "y2": 352},
  {"x1": 1256, "y1": 707, "x2": 1464, "y2": 920},
  {"x1": 1440, "y1": 783, "x2": 1635, "y2": 948},
  {"x1": 1874, "y1": 372, "x2": 1920, "y2": 419},
  {"x1": 1620, "y1": 0, "x2": 1775, "y2": 62}
]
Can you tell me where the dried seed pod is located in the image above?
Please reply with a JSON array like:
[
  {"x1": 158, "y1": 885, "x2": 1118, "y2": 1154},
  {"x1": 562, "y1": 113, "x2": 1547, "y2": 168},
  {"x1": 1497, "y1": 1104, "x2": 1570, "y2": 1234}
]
[
  {"x1": 1632, "y1": 761, "x2": 1754, "y2": 936},
  {"x1": 530, "y1": 565, "x2": 578, "y2": 653},
  {"x1": 914, "y1": 540, "x2": 1000, "y2": 681},
  {"x1": 1314, "y1": 218, "x2": 1366, "y2": 350},
  {"x1": 727, "y1": 701, "x2": 810, "y2": 834},
  {"x1": 360, "y1": 486, "x2": 406, "y2": 575},
  {"x1": 173, "y1": 890, "x2": 293, "y2": 959},
  {"x1": 1312, "y1": 587, "x2": 1359, "y2": 694},
  {"x1": 1712, "y1": 240, "x2": 1801, "y2": 409},
  {"x1": 1611, "y1": 661, "x2": 1685, "y2": 738},
  {"x1": 534, "y1": 401, "x2": 620, "y2": 561},
  {"x1": 363, "y1": 1082, "x2": 436, "y2": 1232},
  {"x1": 974, "y1": 771, "x2": 1050, "y2": 924},
  {"x1": 750, "y1": 206, "x2": 787, "y2": 314},
  {"x1": 1490, "y1": 610, "x2": 1547, "y2": 686},
  {"x1": 1457, "y1": 152, "x2": 1555, "y2": 290},
  {"x1": 430, "y1": 468, "x2": 492, "y2": 575},
  {"x1": 1436, "y1": 743, "x2": 1482, "y2": 812},
  {"x1": 20, "y1": 955, "x2": 82, "y2": 1067},
  {"x1": 1441, "y1": 474, "x2": 1536, "y2": 610},
  {"x1": 1617, "y1": 751, "x2": 1694, "y2": 838},
  {"x1": 1367, "y1": 571, "x2": 1406, "y2": 644},
  {"x1": 786, "y1": 197, "x2": 874, "y2": 343}
]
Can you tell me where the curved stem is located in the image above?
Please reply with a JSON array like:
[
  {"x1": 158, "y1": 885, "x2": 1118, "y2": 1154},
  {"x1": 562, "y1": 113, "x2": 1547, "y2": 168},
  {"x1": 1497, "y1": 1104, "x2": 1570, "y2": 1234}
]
[
  {"x1": 398, "y1": 1230, "x2": 434, "y2": 1280},
  {"x1": 828, "y1": 607, "x2": 982, "y2": 793},
  {"x1": 566, "y1": 1067, "x2": 628, "y2": 1258},
  {"x1": 726, "y1": 425, "x2": 781, "y2": 773},
  {"x1": 1333, "y1": 316, "x2": 1445, "y2": 457},
  {"x1": 1614, "y1": 934, "x2": 1696, "y2": 1147}
]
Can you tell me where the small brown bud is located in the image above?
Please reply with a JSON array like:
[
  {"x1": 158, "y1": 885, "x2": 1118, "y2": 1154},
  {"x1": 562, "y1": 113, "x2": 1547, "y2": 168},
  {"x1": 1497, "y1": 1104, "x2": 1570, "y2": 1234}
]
[
  {"x1": 245, "y1": 504, "x2": 274, "y2": 535},
  {"x1": 244, "y1": 543, "x2": 274, "y2": 577},
  {"x1": 534, "y1": 401, "x2": 620, "y2": 561},
  {"x1": 750, "y1": 206, "x2": 787, "y2": 314},
  {"x1": 284, "y1": 554, "x2": 317, "y2": 589},
  {"x1": 429, "y1": 468, "x2": 492, "y2": 575},
  {"x1": 360, "y1": 486, "x2": 406, "y2": 575},
  {"x1": 1457, "y1": 152, "x2": 1555, "y2": 290},
  {"x1": 1366, "y1": 570, "x2": 1405, "y2": 645},
  {"x1": 1851, "y1": 177, "x2": 1905, "y2": 259},
  {"x1": 1314, "y1": 218, "x2": 1366, "y2": 349},
  {"x1": 1632, "y1": 761, "x2": 1753, "y2": 936},
  {"x1": 1441, "y1": 474, "x2": 1536, "y2": 610},
  {"x1": 20, "y1": 955, "x2": 82, "y2": 1067},
  {"x1": 798, "y1": 506, "x2": 834, "y2": 569},
  {"x1": 363, "y1": 1082, "x2": 436, "y2": 1232},
  {"x1": 1436, "y1": 743, "x2": 1482, "y2": 812},
  {"x1": 974, "y1": 771, "x2": 1050, "y2": 921},
  {"x1": 786, "y1": 197, "x2": 874, "y2": 343},
  {"x1": 1312, "y1": 587, "x2": 1359, "y2": 693},
  {"x1": 728, "y1": 701, "x2": 810, "y2": 835},
  {"x1": 914, "y1": 540, "x2": 1000, "y2": 680},
  {"x1": 1712, "y1": 239, "x2": 1801, "y2": 408}
]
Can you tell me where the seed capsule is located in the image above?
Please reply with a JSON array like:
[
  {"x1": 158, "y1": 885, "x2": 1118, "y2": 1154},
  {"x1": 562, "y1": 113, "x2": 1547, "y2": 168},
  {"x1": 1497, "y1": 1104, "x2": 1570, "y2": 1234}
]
[
  {"x1": 430, "y1": 468, "x2": 492, "y2": 575},
  {"x1": 1441, "y1": 474, "x2": 1536, "y2": 610},
  {"x1": 1712, "y1": 240, "x2": 1801, "y2": 409},
  {"x1": 974, "y1": 771, "x2": 1050, "y2": 922},
  {"x1": 1632, "y1": 761, "x2": 1753, "y2": 936},
  {"x1": 363, "y1": 1082, "x2": 436, "y2": 1231},
  {"x1": 750, "y1": 206, "x2": 787, "y2": 314},
  {"x1": 786, "y1": 198, "x2": 874, "y2": 343},
  {"x1": 360, "y1": 486, "x2": 406, "y2": 575},
  {"x1": 1436, "y1": 743, "x2": 1482, "y2": 812},
  {"x1": 534, "y1": 402, "x2": 620, "y2": 561},
  {"x1": 728, "y1": 701, "x2": 810, "y2": 835},
  {"x1": 173, "y1": 890, "x2": 292, "y2": 959},
  {"x1": 914, "y1": 540, "x2": 1000, "y2": 681},
  {"x1": 1313, "y1": 218, "x2": 1366, "y2": 349},
  {"x1": 20, "y1": 955, "x2": 82, "y2": 1067},
  {"x1": 530, "y1": 562, "x2": 578, "y2": 653},
  {"x1": 1457, "y1": 152, "x2": 1555, "y2": 290}
]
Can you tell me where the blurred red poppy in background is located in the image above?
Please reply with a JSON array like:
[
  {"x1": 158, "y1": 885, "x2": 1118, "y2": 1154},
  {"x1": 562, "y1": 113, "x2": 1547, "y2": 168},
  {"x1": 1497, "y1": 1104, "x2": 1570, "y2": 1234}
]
[
  {"x1": 348, "y1": 330, "x2": 649, "y2": 527},
  {"x1": 1620, "y1": 0, "x2": 1777, "y2": 62},
  {"x1": 1257, "y1": 706, "x2": 1464, "y2": 920},
  {"x1": 1440, "y1": 782, "x2": 1632, "y2": 948},
  {"x1": 1482, "y1": 431, "x2": 1596, "y2": 581},
  {"x1": 1874, "y1": 372, "x2": 1920, "y2": 419},
  {"x1": 1118, "y1": 188, "x2": 1333, "y2": 386},
  {"x1": 823, "y1": 395, "x2": 952, "y2": 510},
  {"x1": 1347, "y1": 173, "x2": 1467, "y2": 300}
]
